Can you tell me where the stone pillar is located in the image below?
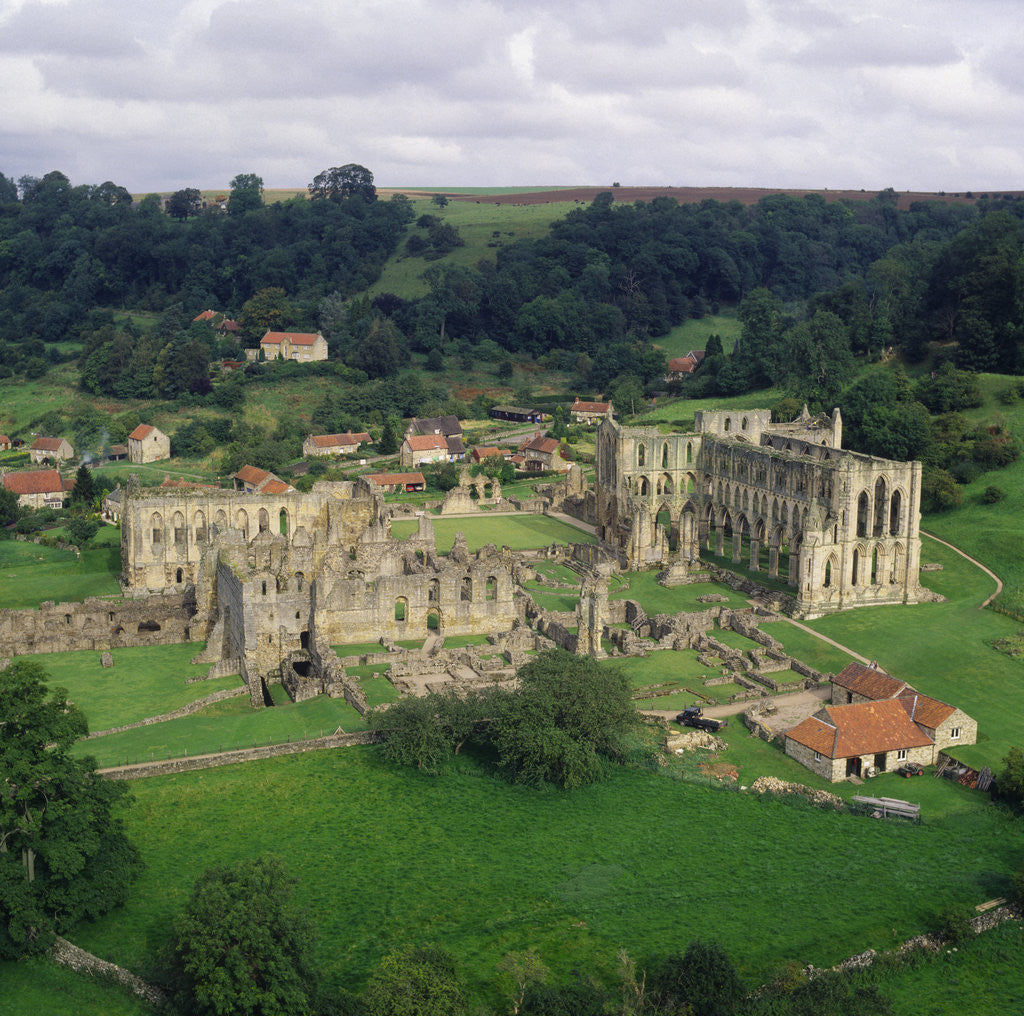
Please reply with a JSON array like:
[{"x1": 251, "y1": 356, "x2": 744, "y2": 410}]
[
  {"x1": 715, "y1": 526, "x2": 725, "y2": 557},
  {"x1": 768, "y1": 545, "x2": 779, "y2": 577},
  {"x1": 749, "y1": 538, "x2": 760, "y2": 571},
  {"x1": 731, "y1": 530, "x2": 742, "y2": 563}
]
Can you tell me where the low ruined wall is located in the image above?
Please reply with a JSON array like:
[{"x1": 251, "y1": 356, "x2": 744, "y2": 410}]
[
  {"x1": 87, "y1": 684, "x2": 247, "y2": 738},
  {"x1": 50, "y1": 937, "x2": 164, "y2": 1006},
  {"x1": 0, "y1": 592, "x2": 195, "y2": 656},
  {"x1": 100, "y1": 730, "x2": 381, "y2": 779}
]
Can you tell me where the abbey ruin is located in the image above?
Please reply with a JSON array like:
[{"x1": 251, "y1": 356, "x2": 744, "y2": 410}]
[{"x1": 590, "y1": 406, "x2": 927, "y2": 617}]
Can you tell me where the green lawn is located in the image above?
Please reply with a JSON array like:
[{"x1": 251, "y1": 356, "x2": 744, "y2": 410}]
[
  {"x1": 73, "y1": 684, "x2": 367, "y2": 767},
  {"x1": 0, "y1": 956, "x2": 152, "y2": 1016},
  {"x1": 390, "y1": 513, "x2": 596, "y2": 552},
  {"x1": 31, "y1": 642, "x2": 238, "y2": 732},
  {"x1": 630, "y1": 386, "x2": 785, "y2": 427},
  {"x1": 609, "y1": 573, "x2": 751, "y2": 615},
  {"x1": 0, "y1": 540, "x2": 122, "y2": 608},
  {"x1": 69, "y1": 748, "x2": 1024, "y2": 1009}
]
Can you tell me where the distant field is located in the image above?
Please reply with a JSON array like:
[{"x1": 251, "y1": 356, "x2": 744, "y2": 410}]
[{"x1": 654, "y1": 313, "x2": 741, "y2": 358}]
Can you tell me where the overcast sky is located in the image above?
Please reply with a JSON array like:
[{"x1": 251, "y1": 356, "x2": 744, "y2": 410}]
[{"x1": 1, "y1": 0, "x2": 1021, "y2": 193}]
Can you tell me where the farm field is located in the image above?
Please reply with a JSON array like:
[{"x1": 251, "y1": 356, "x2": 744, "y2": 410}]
[
  {"x1": 0, "y1": 956, "x2": 151, "y2": 1016},
  {"x1": 653, "y1": 312, "x2": 741, "y2": 358},
  {"x1": 389, "y1": 512, "x2": 596, "y2": 552},
  {"x1": 68, "y1": 746, "x2": 1024, "y2": 1009},
  {"x1": 0, "y1": 540, "x2": 121, "y2": 609},
  {"x1": 36, "y1": 642, "x2": 238, "y2": 731}
]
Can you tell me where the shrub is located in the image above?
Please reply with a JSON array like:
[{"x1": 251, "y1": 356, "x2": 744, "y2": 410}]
[{"x1": 982, "y1": 485, "x2": 1006, "y2": 504}]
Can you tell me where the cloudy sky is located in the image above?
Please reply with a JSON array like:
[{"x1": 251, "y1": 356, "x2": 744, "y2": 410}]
[{"x1": 0, "y1": 0, "x2": 1021, "y2": 193}]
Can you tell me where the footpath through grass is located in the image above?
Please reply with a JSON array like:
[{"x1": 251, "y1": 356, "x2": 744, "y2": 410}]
[
  {"x1": 0, "y1": 539, "x2": 121, "y2": 608},
  {"x1": 70, "y1": 747, "x2": 1024, "y2": 1009}
]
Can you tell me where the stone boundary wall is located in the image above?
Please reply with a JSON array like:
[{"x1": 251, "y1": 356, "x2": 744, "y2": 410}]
[
  {"x1": 86, "y1": 685, "x2": 248, "y2": 739},
  {"x1": 50, "y1": 936, "x2": 165, "y2": 1006},
  {"x1": 15, "y1": 533, "x2": 80, "y2": 555},
  {"x1": 100, "y1": 730, "x2": 382, "y2": 779},
  {"x1": 186, "y1": 656, "x2": 242, "y2": 683}
]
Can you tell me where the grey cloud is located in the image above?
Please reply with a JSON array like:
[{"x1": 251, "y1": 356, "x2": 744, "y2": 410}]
[
  {"x1": 0, "y1": 0, "x2": 149, "y2": 57},
  {"x1": 790, "y1": 18, "x2": 961, "y2": 68}
]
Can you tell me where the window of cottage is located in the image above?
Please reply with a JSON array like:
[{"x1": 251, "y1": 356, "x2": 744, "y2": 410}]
[
  {"x1": 897, "y1": 749, "x2": 907, "y2": 761},
  {"x1": 951, "y1": 726, "x2": 961, "y2": 740}
]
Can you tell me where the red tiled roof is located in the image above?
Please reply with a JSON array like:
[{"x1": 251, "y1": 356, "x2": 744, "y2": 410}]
[
  {"x1": 261, "y1": 480, "x2": 292, "y2": 495},
  {"x1": 406, "y1": 434, "x2": 449, "y2": 452},
  {"x1": 668, "y1": 356, "x2": 697, "y2": 373},
  {"x1": 688, "y1": 349, "x2": 706, "y2": 362},
  {"x1": 30, "y1": 437, "x2": 65, "y2": 452},
  {"x1": 220, "y1": 319, "x2": 240, "y2": 331},
  {"x1": 128, "y1": 424, "x2": 155, "y2": 440},
  {"x1": 233, "y1": 465, "x2": 272, "y2": 486},
  {"x1": 367, "y1": 472, "x2": 425, "y2": 486},
  {"x1": 0, "y1": 435, "x2": 11, "y2": 444},
  {"x1": 473, "y1": 446, "x2": 506, "y2": 461},
  {"x1": 787, "y1": 701, "x2": 934, "y2": 759},
  {"x1": 2, "y1": 468, "x2": 64, "y2": 495},
  {"x1": 193, "y1": 309, "x2": 217, "y2": 321},
  {"x1": 571, "y1": 398, "x2": 611, "y2": 414},
  {"x1": 832, "y1": 662, "x2": 909, "y2": 701},
  {"x1": 522, "y1": 435, "x2": 560, "y2": 455},
  {"x1": 897, "y1": 691, "x2": 956, "y2": 730},
  {"x1": 260, "y1": 331, "x2": 320, "y2": 346},
  {"x1": 310, "y1": 432, "x2": 371, "y2": 449}
]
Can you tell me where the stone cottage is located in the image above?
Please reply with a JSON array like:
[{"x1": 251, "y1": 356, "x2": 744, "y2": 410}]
[{"x1": 128, "y1": 424, "x2": 171, "y2": 464}]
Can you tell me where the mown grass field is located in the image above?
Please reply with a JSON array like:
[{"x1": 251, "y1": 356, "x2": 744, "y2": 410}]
[
  {"x1": 68, "y1": 747, "x2": 1024, "y2": 1010},
  {"x1": 390, "y1": 513, "x2": 596, "y2": 552},
  {"x1": 32, "y1": 642, "x2": 237, "y2": 731},
  {"x1": 0, "y1": 540, "x2": 121, "y2": 609},
  {"x1": 0, "y1": 956, "x2": 151, "y2": 1016}
]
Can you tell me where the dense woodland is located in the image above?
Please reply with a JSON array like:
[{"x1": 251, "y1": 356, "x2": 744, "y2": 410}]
[{"x1": 2, "y1": 168, "x2": 1024, "y2": 505}]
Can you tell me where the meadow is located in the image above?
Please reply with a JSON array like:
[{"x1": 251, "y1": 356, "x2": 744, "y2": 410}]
[
  {"x1": 67, "y1": 746, "x2": 1024, "y2": 1010},
  {"x1": 0, "y1": 540, "x2": 121, "y2": 609},
  {"x1": 653, "y1": 312, "x2": 741, "y2": 358}
]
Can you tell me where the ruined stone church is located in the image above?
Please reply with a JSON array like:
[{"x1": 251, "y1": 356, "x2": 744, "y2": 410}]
[{"x1": 593, "y1": 407, "x2": 927, "y2": 618}]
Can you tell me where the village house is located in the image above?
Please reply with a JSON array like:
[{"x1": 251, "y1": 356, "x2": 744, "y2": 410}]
[
  {"x1": 401, "y1": 434, "x2": 456, "y2": 469},
  {"x1": 247, "y1": 330, "x2": 329, "y2": 363},
  {"x1": 407, "y1": 415, "x2": 462, "y2": 439},
  {"x1": 2, "y1": 468, "x2": 69, "y2": 509},
  {"x1": 666, "y1": 350, "x2": 706, "y2": 382},
  {"x1": 830, "y1": 662, "x2": 911, "y2": 705},
  {"x1": 193, "y1": 310, "x2": 240, "y2": 334},
  {"x1": 0, "y1": 435, "x2": 11, "y2": 451},
  {"x1": 519, "y1": 434, "x2": 570, "y2": 472},
  {"x1": 29, "y1": 436, "x2": 74, "y2": 464},
  {"x1": 471, "y1": 446, "x2": 511, "y2": 464},
  {"x1": 490, "y1": 405, "x2": 543, "y2": 424},
  {"x1": 106, "y1": 444, "x2": 129, "y2": 461},
  {"x1": 231, "y1": 465, "x2": 295, "y2": 495},
  {"x1": 366, "y1": 471, "x2": 426, "y2": 493},
  {"x1": 570, "y1": 398, "x2": 613, "y2": 425},
  {"x1": 101, "y1": 484, "x2": 122, "y2": 522},
  {"x1": 303, "y1": 432, "x2": 372, "y2": 458},
  {"x1": 128, "y1": 424, "x2": 171, "y2": 464}
]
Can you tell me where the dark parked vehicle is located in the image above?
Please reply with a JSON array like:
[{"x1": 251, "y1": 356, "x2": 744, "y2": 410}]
[
  {"x1": 896, "y1": 762, "x2": 925, "y2": 778},
  {"x1": 675, "y1": 706, "x2": 728, "y2": 733}
]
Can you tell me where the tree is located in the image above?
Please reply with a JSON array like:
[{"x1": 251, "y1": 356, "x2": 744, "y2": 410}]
[
  {"x1": 489, "y1": 651, "x2": 639, "y2": 789},
  {"x1": 71, "y1": 464, "x2": 95, "y2": 504},
  {"x1": 166, "y1": 187, "x2": 203, "y2": 220},
  {"x1": 169, "y1": 855, "x2": 317, "y2": 1016},
  {"x1": 308, "y1": 164, "x2": 376, "y2": 202},
  {"x1": 238, "y1": 287, "x2": 296, "y2": 346},
  {"x1": 996, "y1": 746, "x2": 1024, "y2": 807},
  {"x1": 364, "y1": 944, "x2": 466, "y2": 1016},
  {"x1": 649, "y1": 939, "x2": 744, "y2": 1016},
  {"x1": 353, "y1": 317, "x2": 404, "y2": 379},
  {"x1": 0, "y1": 660, "x2": 142, "y2": 958},
  {"x1": 431, "y1": 193, "x2": 449, "y2": 208},
  {"x1": 228, "y1": 173, "x2": 264, "y2": 216},
  {"x1": 0, "y1": 485, "x2": 18, "y2": 526},
  {"x1": 607, "y1": 374, "x2": 644, "y2": 417},
  {"x1": 65, "y1": 516, "x2": 99, "y2": 547},
  {"x1": 377, "y1": 417, "x2": 400, "y2": 455}
]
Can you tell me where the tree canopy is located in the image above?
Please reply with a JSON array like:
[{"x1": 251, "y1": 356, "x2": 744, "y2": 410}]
[
  {"x1": 168, "y1": 854, "x2": 317, "y2": 1016},
  {"x1": 308, "y1": 164, "x2": 376, "y2": 202},
  {"x1": 0, "y1": 660, "x2": 142, "y2": 959}
]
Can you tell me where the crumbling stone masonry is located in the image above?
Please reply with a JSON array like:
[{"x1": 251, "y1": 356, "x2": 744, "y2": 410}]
[{"x1": 594, "y1": 407, "x2": 928, "y2": 618}]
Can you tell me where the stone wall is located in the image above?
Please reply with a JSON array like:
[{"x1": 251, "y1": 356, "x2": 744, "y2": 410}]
[
  {"x1": 50, "y1": 937, "x2": 164, "y2": 1006},
  {"x1": 0, "y1": 593, "x2": 194, "y2": 657}
]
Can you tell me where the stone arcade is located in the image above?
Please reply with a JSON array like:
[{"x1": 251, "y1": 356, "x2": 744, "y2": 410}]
[{"x1": 593, "y1": 407, "x2": 928, "y2": 618}]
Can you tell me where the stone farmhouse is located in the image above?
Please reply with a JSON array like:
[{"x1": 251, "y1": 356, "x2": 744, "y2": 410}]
[
  {"x1": 784, "y1": 662, "x2": 976, "y2": 780},
  {"x1": 519, "y1": 435, "x2": 570, "y2": 472},
  {"x1": 303, "y1": 432, "x2": 371, "y2": 458},
  {"x1": 0, "y1": 434, "x2": 10, "y2": 450},
  {"x1": 593, "y1": 407, "x2": 927, "y2": 617},
  {"x1": 367, "y1": 471, "x2": 426, "y2": 493},
  {"x1": 29, "y1": 436, "x2": 74, "y2": 464},
  {"x1": 128, "y1": 424, "x2": 170, "y2": 464},
  {"x1": 247, "y1": 330, "x2": 328, "y2": 363},
  {"x1": 570, "y1": 398, "x2": 613, "y2": 425},
  {"x1": 666, "y1": 350, "x2": 705, "y2": 381},
  {"x1": 232, "y1": 466, "x2": 295, "y2": 495},
  {"x1": 400, "y1": 434, "x2": 463, "y2": 469},
  {"x1": 2, "y1": 468, "x2": 69, "y2": 509}
]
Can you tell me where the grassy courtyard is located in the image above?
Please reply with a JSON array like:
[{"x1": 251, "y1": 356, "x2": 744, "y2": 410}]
[
  {"x1": 390, "y1": 513, "x2": 596, "y2": 552},
  {"x1": 0, "y1": 539, "x2": 122, "y2": 609}
]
